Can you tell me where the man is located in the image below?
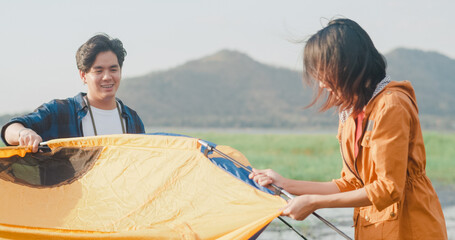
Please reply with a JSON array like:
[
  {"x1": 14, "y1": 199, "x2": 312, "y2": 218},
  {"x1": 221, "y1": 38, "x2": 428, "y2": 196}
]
[{"x1": 1, "y1": 33, "x2": 145, "y2": 152}]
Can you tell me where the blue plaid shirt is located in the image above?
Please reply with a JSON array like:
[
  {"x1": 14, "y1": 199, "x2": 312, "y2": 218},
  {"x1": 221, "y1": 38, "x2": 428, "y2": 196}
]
[{"x1": 1, "y1": 92, "x2": 145, "y2": 145}]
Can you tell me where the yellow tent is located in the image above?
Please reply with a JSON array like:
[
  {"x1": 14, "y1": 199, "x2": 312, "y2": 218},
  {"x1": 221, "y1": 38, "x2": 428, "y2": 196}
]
[{"x1": 0, "y1": 134, "x2": 286, "y2": 240}]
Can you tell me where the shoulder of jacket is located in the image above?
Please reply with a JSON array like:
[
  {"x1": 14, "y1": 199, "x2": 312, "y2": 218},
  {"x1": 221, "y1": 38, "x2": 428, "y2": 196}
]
[{"x1": 371, "y1": 84, "x2": 414, "y2": 110}]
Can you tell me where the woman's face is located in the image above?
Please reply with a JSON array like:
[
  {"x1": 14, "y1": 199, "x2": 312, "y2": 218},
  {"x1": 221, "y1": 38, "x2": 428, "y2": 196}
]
[
  {"x1": 319, "y1": 80, "x2": 342, "y2": 100},
  {"x1": 319, "y1": 81, "x2": 333, "y2": 93}
]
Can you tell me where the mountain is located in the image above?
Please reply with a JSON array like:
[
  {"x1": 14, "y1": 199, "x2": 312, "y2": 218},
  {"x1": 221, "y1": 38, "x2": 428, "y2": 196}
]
[
  {"x1": 116, "y1": 48, "x2": 455, "y2": 130},
  {"x1": 385, "y1": 48, "x2": 455, "y2": 130},
  {"x1": 117, "y1": 49, "x2": 336, "y2": 129},
  {"x1": 2, "y1": 48, "x2": 455, "y2": 131}
]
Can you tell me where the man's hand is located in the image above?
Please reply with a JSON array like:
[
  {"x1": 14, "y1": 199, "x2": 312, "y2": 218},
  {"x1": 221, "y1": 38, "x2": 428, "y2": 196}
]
[
  {"x1": 18, "y1": 128, "x2": 43, "y2": 153},
  {"x1": 4, "y1": 123, "x2": 43, "y2": 153}
]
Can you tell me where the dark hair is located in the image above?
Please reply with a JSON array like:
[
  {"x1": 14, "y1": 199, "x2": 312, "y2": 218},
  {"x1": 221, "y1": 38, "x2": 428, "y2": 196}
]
[
  {"x1": 303, "y1": 18, "x2": 386, "y2": 116},
  {"x1": 76, "y1": 33, "x2": 127, "y2": 73}
]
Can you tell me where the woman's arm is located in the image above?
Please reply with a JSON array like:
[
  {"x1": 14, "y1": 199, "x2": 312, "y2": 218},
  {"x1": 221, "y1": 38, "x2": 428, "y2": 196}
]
[
  {"x1": 282, "y1": 179, "x2": 340, "y2": 195},
  {"x1": 249, "y1": 168, "x2": 371, "y2": 220},
  {"x1": 282, "y1": 188, "x2": 371, "y2": 220},
  {"x1": 249, "y1": 168, "x2": 340, "y2": 195}
]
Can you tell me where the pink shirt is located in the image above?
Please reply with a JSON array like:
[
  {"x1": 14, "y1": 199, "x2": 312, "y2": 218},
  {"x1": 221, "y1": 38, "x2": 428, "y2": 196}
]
[{"x1": 354, "y1": 111, "x2": 365, "y2": 158}]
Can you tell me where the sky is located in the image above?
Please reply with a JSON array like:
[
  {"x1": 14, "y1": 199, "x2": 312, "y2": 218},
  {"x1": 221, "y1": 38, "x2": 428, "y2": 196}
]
[{"x1": 1, "y1": 0, "x2": 454, "y2": 114}]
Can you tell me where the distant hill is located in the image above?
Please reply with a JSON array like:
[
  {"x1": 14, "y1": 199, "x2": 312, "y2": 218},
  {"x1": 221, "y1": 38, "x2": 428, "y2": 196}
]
[
  {"x1": 116, "y1": 48, "x2": 455, "y2": 130},
  {"x1": 2, "y1": 48, "x2": 454, "y2": 131},
  {"x1": 386, "y1": 48, "x2": 455, "y2": 130},
  {"x1": 117, "y1": 49, "x2": 336, "y2": 129}
]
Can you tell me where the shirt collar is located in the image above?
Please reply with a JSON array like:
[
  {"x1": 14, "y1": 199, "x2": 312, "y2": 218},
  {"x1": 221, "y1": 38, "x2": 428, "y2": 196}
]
[{"x1": 339, "y1": 75, "x2": 391, "y2": 123}]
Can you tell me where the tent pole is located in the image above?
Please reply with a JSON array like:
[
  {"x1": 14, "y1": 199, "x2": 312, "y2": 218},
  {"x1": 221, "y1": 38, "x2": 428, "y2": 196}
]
[
  {"x1": 277, "y1": 216, "x2": 308, "y2": 240},
  {"x1": 198, "y1": 140, "x2": 353, "y2": 240}
]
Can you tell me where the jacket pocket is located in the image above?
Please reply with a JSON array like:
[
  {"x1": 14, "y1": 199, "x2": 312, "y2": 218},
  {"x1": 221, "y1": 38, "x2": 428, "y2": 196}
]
[
  {"x1": 358, "y1": 202, "x2": 398, "y2": 227},
  {"x1": 355, "y1": 203, "x2": 400, "y2": 239}
]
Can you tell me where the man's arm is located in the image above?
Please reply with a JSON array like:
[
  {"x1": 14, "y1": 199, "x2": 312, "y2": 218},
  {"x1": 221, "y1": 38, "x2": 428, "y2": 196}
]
[{"x1": 4, "y1": 123, "x2": 42, "y2": 152}]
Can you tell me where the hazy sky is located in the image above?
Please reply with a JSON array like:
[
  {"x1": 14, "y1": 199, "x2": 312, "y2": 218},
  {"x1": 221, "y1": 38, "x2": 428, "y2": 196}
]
[{"x1": 1, "y1": 0, "x2": 454, "y2": 114}]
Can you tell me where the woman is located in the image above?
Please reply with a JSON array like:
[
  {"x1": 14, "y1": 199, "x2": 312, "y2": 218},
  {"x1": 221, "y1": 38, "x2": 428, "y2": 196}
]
[
  {"x1": 249, "y1": 18, "x2": 447, "y2": 239},
  {"x1": 1, "y1": 34, "x2": 145, "y2": 152}
]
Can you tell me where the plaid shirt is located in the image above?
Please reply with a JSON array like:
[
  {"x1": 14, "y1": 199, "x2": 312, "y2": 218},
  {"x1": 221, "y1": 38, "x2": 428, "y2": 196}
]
[{"x1": 1, "y1": 92, "x2": 145, "y2": 145}]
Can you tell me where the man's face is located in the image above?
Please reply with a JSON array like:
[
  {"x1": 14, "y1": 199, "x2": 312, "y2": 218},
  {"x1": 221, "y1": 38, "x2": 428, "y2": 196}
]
[{"x1": 80, "y1": 51, "x2": 121, "y2": 106}]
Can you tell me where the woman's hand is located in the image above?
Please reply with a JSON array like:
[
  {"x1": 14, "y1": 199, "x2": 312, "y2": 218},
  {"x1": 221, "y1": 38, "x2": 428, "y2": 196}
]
[
  {"x1": 249, "y1": 168, "x2": 286, "y2": 191},
  {"x1": 281, "y1": 195, "x2": 318, "y2": 220},
  {"x1": 18, "y1": 128, "x2": 42, "y2": 153}
]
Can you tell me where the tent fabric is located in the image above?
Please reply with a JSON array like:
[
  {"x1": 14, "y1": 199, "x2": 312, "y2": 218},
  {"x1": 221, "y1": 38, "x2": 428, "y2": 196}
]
[
  {"x1": 0, "y1": 146, "x2": 103, "y2": 186},
  {"x1": 0, "y1": 134, "x2": 286, "y2": 239},
  {"x1": 0, "y1": 146, "x2": 29, "y2": 159}
]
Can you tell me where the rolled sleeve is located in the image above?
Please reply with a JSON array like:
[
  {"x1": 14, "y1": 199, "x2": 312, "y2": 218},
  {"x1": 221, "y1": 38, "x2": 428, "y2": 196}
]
[
  {"x1": 333, "y1": 178, "x2": 356, "y2": 192},
  {"x1": 333, "y1": 166, "x2": 358, "y2": 192}
]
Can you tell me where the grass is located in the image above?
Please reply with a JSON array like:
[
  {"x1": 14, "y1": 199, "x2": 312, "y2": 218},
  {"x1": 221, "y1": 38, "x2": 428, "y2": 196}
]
[
  {"x1": 187, "y1": 131, "x2": 455, "y2": 184},
  {"x1": 1, "y1": 131, "x2": 454, "y2": 183},
  {"x1": 190, "y1": 132, "x2": 342, "y2": 181},
  {"x1": 422, "y1": 132, "x2": 455, "y2": 183}
]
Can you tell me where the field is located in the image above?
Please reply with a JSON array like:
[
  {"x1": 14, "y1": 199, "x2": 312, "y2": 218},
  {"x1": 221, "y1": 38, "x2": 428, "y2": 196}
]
[
  {"x1": 1, "y1": 132, "x2": 454, "y2": 183},
  {"x1": 186, "y1": 131, "x2": 455, "y2": 184}
]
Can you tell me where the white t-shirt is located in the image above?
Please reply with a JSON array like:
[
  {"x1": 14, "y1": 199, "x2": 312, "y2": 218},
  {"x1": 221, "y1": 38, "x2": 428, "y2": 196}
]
[{"x1": 82, "y1": 105, "x2": 125, "y2": 137}]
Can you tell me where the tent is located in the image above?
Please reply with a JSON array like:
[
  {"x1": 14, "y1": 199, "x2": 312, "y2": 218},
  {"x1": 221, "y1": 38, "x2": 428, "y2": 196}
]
[{"x1": 0, "y1": 134, "x2": 287, "y2": 240}]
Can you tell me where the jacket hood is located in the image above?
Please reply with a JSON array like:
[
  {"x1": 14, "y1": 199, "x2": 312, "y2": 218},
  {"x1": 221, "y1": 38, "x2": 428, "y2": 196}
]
[
  {"x1": 382, "y1": 81, "x2": 419, "y2": 113},
  {"x1": 339, "y1": 79, "x2": 419, "y2": 123}
]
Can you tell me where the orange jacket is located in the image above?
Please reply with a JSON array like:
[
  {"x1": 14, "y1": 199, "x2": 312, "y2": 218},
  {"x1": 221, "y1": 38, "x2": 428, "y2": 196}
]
[{"x1": 333, "y1": 81, "x2": 447, "y2": 240}]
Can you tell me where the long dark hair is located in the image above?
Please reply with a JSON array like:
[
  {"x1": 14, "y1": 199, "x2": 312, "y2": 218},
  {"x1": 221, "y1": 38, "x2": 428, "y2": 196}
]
[{"x1": 304, "y1": 18, "x2": 386, "y2": 116}]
